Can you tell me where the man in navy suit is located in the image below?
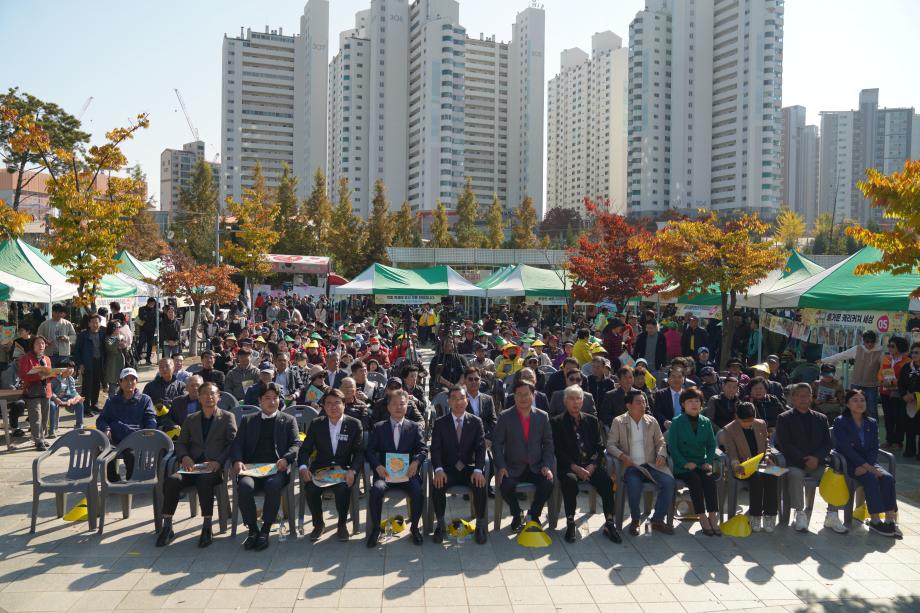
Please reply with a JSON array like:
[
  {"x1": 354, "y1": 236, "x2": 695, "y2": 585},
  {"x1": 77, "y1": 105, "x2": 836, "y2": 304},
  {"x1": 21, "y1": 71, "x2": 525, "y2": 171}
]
[
  {"x1": 298, "y1": 389, "x2": 364, "y2": 542},
  {"x1": 231, "y1": 382, "x2": 300, "y2": 551},
  {"x1": 365, "y1": 389, "x2": 428, "y2": 547},
  {"x1": 431, "y1": 386, "x2": 488, "y2": 544}
]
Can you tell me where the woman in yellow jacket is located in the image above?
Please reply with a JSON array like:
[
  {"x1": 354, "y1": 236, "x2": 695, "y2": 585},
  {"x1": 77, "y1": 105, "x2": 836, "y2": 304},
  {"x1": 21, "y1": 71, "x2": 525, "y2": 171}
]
[
  {"x1": 417, "y1": 304, "x2": 439, "y2": 347},
  {"x1": 494, "y1": 343, "x2": 524, "y2": 379}
]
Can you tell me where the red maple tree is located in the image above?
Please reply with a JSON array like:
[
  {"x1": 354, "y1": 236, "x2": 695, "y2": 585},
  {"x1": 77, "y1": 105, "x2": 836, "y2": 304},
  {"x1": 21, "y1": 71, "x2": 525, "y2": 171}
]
[{"x1": 565, "y1": 197, "x2": 663, "y2": 307}]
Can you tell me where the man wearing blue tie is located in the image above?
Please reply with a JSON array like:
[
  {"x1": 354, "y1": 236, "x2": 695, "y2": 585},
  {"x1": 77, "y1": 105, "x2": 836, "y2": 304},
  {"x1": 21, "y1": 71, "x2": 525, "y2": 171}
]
[
  {"x1": 652, "y1": 368, "x2": 686, "y2": 431},
  {"x1": 365, "y1": 389, "x2": 428, "y2": 547}
]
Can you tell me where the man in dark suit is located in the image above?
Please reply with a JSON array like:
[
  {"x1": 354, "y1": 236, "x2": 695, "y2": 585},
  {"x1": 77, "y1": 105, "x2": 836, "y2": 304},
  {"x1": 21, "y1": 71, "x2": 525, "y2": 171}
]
[
  {"x1": 464, "y1": 367, "x2": 496, "y2": 440},
  {"x1": 231, "y1": 382, "x2": 300, "y2": 551},
  {"x1": 633, "y1": 319, "x2": 668, "y2": 373},
  {"x1": 365, "y1": 389, "x2": 428, "y2": 547},
  {"x1": 157, "y1": 381, "x2": 237, "y2": 548},
  {"x1": 74, "y1": 313, "x2": 106, "y2": 413},
  {"x1": 543, "y1": 357, "x2": 582, "y2": 401},
  {"x1": 599, "y1": 365, "x2": 647, "y2": 427},
  {"x1": 681, "y1": 316, "x2": 710, "y2": 358},
  {"x1": 273, "y1": 352, "x2": 306, "y2": 404},
  {"x1": 548, "y1": 370, "x2": 597, "y2": 417},
  {"x1": 551, "y1": 385, "x2": 620, "y2": 543},
  {"x1": 431, "y1": 386, "x2": 488, "y2": 544},
  {"x1": 651, "y1": 368, "x2": 686, "y2": 431},
  {"x1": 492, "y1": 380, "x2": 556, "y2": 531},
  {"x1": 325, "y1": 352, "x2": 349, "y2": 389},
  {"x1": 298, "y1": 389, "x2": 364, "y2": 542}
]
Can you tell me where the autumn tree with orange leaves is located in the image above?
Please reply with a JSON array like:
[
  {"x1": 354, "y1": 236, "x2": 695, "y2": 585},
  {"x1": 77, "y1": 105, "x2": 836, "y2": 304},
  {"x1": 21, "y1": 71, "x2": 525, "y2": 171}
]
[
  {"x1": 2, "y1": 97, "x2": 149, "y2": 306},
  {"x1": 566, "y1": 197, "x2": 662, "y2": 308},
  {"x1": 156, "y1": 249, "x2": 240, "y2": 354},
  {"x1": 634, "y1": 213, "x2": 784, "y2": 368},
  {"x1": 847, "y1": 160, "x2": 920, "y2": 297}
]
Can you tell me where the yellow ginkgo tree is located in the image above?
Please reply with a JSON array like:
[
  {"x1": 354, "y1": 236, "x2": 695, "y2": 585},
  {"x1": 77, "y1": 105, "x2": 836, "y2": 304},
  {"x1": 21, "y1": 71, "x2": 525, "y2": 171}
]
[
  {"x1": 0, "y1": 197, "x2": 32, "y2": 240},
  {"x1": 847, "y1": 160, "x2": 920, "y2": 297},
  {"x1": 221, "y1": 162, "x2": 279, "y2": 288},
  {"x1": 2, "y1": 99, "x2": 149, "y2": 306}
]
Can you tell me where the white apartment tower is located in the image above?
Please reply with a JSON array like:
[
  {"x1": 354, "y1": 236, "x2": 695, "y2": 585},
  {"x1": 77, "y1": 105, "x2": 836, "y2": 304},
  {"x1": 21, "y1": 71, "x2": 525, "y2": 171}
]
[
  {"x1": 328, "y1": 1, "x2": 545, "y2": 218},
  {"x1": 159, "y1": 141, "x2": 221, "y2": 217},
  {"x1": 818, "y1": 89, "x2": 916, "y2": 224},
  {"x1": 547, "y1": 31, "x2": 628, "y2": 214},
  {"x1": 627, "y1": 0, "x2": 784, "y2": 218},
  {"x1": 781, "y1": 106, "x2": 818, "y2": 227},
  {"x1": 221, "y1": 1, "x2": 329, "y2": 206}
]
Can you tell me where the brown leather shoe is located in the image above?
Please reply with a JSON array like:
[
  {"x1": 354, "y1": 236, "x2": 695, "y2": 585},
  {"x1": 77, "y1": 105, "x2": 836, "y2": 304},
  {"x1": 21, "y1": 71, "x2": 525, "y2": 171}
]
[
  {"x1": 628, "y1": 520, "x2": 641, "y2": 536},
  {"x1": 651, "y1": 521, "x2": 674, "y2": 535}
]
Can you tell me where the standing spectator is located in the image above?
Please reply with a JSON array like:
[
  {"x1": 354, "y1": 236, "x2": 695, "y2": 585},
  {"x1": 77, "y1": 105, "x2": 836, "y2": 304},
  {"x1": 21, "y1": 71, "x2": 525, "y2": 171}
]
[
  {"x1": 879, "y1": 336, "x2": 910, "y2": 451},
  {"x1": 898, "y1": 342, "x2": 920, "y2": 457},
  {"x1": 74, "y1": 314, "x2": 106, "y2": 414},
  {"x1": 36, "y1": 304, "x2": 77, "y2": 368},
  {"x1": 681, "y1": 316, "x2": 710, "y2": 358},
  {"x1": 103, "y1": 321, "x2": 129, "y2": 398},
  {"x1": 633, "y1": 319, "x2": 668, "y2": 376},
  {"x1": 821, "y1": 330, "x2": 884, "y2": 419},
  {"x1": 19, "y1": 336, "x2": 55, "y2": 450},
  {"x1": 159, "y1": 306, "x2": 182, "y2": 358},
  {"x1": 136, "y1": 298, "x2": 159, "y2": 365}
]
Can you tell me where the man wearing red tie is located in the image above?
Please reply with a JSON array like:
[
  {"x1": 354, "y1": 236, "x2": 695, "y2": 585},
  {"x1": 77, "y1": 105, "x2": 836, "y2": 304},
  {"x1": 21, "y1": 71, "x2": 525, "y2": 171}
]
[{"x1": 430, "y1": 386, "x2": 488, "y2": 544}]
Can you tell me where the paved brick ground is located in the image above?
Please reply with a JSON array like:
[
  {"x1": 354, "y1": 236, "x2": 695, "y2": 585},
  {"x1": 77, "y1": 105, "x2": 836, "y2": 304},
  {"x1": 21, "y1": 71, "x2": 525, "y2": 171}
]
[{"x1": 3, "y1": 358, "x2": 920, "y2": 613}]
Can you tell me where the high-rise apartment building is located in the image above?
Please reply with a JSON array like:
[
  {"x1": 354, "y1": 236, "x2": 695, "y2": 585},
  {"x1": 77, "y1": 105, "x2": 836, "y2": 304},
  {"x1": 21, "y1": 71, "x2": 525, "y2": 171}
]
[
  {"x1": 159, "y1": 141, "x2": 221, "y2": 217},
  {"x1": 817, "y1": 89, "x2": 916, "y2": 224},
  {"x1": 547, "y1": 31, "x2": 628, "y2": 214},
  {"x1": 627, "y1": 0, "x2": 784, "y2": 219},
  {"x1": 221, "y1": 0, "x2": 329, "y2": 206},
  {"x1": 328, "y1": 0, "x2": 544, "y2": 218},
  {"x1": 780, "y1": 106, "x2": 818, "y2": 227}
]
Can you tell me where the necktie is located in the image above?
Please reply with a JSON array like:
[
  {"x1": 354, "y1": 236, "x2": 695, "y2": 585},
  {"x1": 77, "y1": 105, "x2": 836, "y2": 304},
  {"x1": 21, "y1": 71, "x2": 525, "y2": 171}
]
[
  {"x1": 455, "y1": 417, "x2": 466, "y2": 470},
  {"x1": 455, "y1": 417, "x2": 463, "y2": 443},
  {"x1": 393, "y1": 422, "x2": 401, "y2": 449}
]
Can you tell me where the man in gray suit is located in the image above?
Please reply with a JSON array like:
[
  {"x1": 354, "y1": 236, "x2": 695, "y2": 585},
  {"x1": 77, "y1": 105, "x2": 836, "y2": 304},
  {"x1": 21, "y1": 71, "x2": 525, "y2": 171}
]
[
  {"x1": 157, "y1": 381, "x2": 238, "y2": 548},
  {"x1": 492, "y1": 379, "x2": 556, "y2": 532}
]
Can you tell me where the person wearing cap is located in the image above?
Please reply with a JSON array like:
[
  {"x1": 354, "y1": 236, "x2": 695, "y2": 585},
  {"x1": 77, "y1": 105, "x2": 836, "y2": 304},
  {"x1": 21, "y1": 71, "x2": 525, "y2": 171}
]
[
  {"x1": 493, "y1": 379, "x2": 556, "y2": 532},
  {"x1": 225, "y1": 348, "x2": 260, "y2": 402},
  {"x1": 551, "y1": 385, "x2": 620, "y2": 543},
  {"x1": 632, "y1": 359, "x2": 656, "y2": 393},
  {"x1": 304, "y1": 339, "x2": 324, "y2": 365},
  {"x1": 366, "y1": 389, "x2": 428, "y2": 547},
  {"x1": 698, "y1": 366, "x2": 722, "y2": 402},
  {"x1": 157, "y1": 380, "x2": 237, "y2": 548},
  {"x1": 747, "y1": 362, "x2": 785, "y2": 400},
  {"x1": 820, "y1": 330, "x2": 885, "y2": 420},
  {"x1": 357, "y1": 337, "x2": 390, "y2": 368},
  {"x1": 765, "y1": 354, "x2": 789, "y2": 388},
  {"x1": 197, "y1": 350, "x2": 226, "y2": 391},
  {"x1": 694, "y1": 347, "x2": 715, "y2": 378},
  {"x1": 529, "y1": 339, "x2": 552, "y2": 368},
  {"x1": 774, "y1": 383, "x2": 843, "y2": 533},
  {"x1": 19, "y1": 335, "x2": 56, "y2": 450},
  {"x1": 495, "y1": 343, "x2": 524, "y2": 380},
  {"x1": 471, "y1": 342, "x2": 495, "y2": 374},
  {"x1": 811, "y1": 363, "x2": 846, "y2": 421},
  {"x1": 244, "y1": 364, "x2": 282, "y2": 407},
  {"x1": 231, "y1": 382, "x2": 300, "y2": 551},
  {"x1": 457, "y1": 328, "x2": 477, "y2": 355},
  {"x1": 96, "y1": 367, "x2": 157, "y2": 482}
]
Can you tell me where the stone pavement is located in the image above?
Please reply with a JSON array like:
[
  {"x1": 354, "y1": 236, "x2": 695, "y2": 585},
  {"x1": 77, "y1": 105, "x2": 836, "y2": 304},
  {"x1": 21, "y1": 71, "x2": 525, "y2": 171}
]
[{"x1": 2, "y1": 360, "x2": 920, "y2": 612}]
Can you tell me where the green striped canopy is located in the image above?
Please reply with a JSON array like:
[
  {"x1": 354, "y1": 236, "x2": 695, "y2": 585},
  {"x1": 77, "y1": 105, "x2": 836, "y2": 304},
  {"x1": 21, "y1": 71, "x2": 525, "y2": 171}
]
[
  {"x1": 22, "y1": 243, "x2": 137, "y2": 299},
  {"x1": 331, "y1": 263, "x2": 485, "y2": 297},
  {"x1": 0, "y1": 239, "x2": 77, "y2": 302},
  {"x1": 477, "y1": 264, "x2": 571, "y2": 297}
]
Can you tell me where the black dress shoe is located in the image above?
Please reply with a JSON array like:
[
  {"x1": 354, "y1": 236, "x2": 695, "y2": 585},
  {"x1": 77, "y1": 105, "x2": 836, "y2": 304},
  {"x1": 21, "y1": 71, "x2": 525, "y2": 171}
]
[
  {"x1": 155, "y1": 527, "x2": 175, "y2": 547},
  {"x1": 564, "y1": 521, "x2": 577, "y2": 543},
  {"x1": 366, "y1": 527, "x2": 380, "y2": 548},
  {"x1": 34, "y1": 441, "x2": 47, "y2": 451},
  {"x1": 309, "y1": 523, "x2": 325, "y2": 542},
  {"x1": 254, "y1": 531, "x2": 270, "y2": 551},
  {"x1": 432, "y1": 523, "x2": 445, "y2": 544},
  {"x1": 243, "y1": 528, "x2": 259, "y2": 550},
  {"x1": 509, "y1": 514, "x2": 524, "y2": 533},
  {"x1": 603, "y1": 520, "x2": 622, "y2": 544},
  {"x1": 474, "y1": 524, "x2": 488, "y2": 545},
  {"x1": 411, "y1": 526, "x2": 424, "y2": 545},
  {"x1": 198, "y1": 524, "x2": 213, "y2": 548},
  {"x1": 336, "y1": 524, "x2": 350, "y2": 542}
]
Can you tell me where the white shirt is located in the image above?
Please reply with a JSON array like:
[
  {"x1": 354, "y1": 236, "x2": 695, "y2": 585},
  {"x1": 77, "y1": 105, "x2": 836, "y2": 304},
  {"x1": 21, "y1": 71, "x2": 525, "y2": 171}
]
[
  {"x1": 468, "y1": 393, "x2": 481, "y2": 417},
  {"x1": 629, "y1": 416, "x2": 647, "y2": 465},
  {"x1": 274, "y1": 371, "x2": 288, "y2": 394},
  {"x1": 328, "y1": 417, "x2": 343, "y2": 455},
  {"x1": 260, "y1": 409, "x2": 279, "y2": 420}
]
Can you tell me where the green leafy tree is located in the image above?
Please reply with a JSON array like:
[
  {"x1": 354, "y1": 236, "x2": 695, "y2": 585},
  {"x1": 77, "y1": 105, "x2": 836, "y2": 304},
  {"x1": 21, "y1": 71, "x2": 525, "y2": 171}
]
[
  {"x1": 808, "y1": 212, "x2": 860, "y2": 255},
  {"x1": 292, "y1": 168, "x2": 333, "y2": 255},
  {"x1": 484, "y1": 193, "x2": 506, "y2": 248},
  {"x1": 429, "y1": 200, "x2": 452, "y2": 247},
  {"x1": 273, "y1": 163, "x2": 298, "y2": 252},
  {"x1": 221, "y1": 162, "x2": 278, "y2": 284},
  {"x1": 510, "y1": 195, "x2": 542, "y2": 249},
  {"x1": 0, "y1": 87, "x2": 90, "y2": 210},
  {"x1": 329, "y1": 177, "x2": 367, "y2": 277},
  {"x1": 363, "y1": 179, "x2": 395, "y2": 266},
  {"x1": 172, "y1": 159, "x2": 217, "y2": 263},
  {"x1": 453, "y1": 177, "x2": 482, "y2": 247}
]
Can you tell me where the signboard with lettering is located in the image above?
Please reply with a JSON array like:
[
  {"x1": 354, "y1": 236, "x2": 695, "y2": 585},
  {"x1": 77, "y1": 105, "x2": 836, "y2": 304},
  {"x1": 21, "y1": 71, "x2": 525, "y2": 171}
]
[
  {"x1": 376, "y1": 294, "x2": 442, "y2": 305},
  {"x1": 800, "y1": 309, "x2": 908, "y2": 333}
]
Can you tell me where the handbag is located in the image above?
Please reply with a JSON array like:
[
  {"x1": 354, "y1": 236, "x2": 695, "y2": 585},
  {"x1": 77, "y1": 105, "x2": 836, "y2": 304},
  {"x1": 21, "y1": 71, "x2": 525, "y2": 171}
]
[{"x1": 818, "y1": 468, "x2": 849, "y2": 507}]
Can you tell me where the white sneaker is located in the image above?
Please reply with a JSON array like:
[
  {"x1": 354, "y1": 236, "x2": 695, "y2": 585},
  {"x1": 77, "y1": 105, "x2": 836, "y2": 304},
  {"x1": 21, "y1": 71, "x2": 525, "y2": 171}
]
[
  {"x1": 763, "y1": 516, "x2": 776, "y2": 533},
  {"x1": 824, "y1": 512, "x2": 848, "y2": 534},
  {"x1": 750, "y1": 516, "x2": 763, "y2": 532},
  {"x1": 794, "y1": 509, "x2": 809, "y2": 532}
]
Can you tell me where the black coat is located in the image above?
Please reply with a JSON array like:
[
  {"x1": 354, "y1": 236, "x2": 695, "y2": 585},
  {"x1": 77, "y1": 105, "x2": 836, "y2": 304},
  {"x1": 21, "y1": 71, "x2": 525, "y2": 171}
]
[
  {"x1": 774, "y1": 408, "x2": 831, "y2": 469},
  {"x1": 681, "y1": 327, "x2": 710, "y2": 358},
  {"x1": 431, "y1": 412, "x2": 486, "y2": 473},
  {"x1": 366, "y1": 418, "x2": 428, "y2": 473},
  {"x1": 230, "y1": 411, "x2": 300, "y2": 466},
  {"x1": 297, "y1": 414, "x2": 364, "y2": 472},
  {"x1": 633, "y1": 331, "x2": 668, "y2": 371},
  {"x1": 599, "y1": 386, "x2": 647, "y2": 427},
  {"x1": 465, "y1": 392, "x2": 497, "y2": 440},
  {"x1": 551, "y1": 411, "x2": 605, "y2": 470}
]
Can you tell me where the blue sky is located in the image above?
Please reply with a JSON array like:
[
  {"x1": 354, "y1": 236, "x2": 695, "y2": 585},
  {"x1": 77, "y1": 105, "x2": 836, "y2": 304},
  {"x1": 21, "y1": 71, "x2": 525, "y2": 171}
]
[{"x1": 2, "y1": 0, "x2": 919, "y2": 204}]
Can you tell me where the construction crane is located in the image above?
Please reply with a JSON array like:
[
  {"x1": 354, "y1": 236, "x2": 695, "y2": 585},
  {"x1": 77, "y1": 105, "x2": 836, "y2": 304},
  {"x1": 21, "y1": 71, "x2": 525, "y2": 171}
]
[
  {"x1": 77, "y1": 96, "x2": 93, "y2": 120},
  {"x1": 173, "y1": 88, "x2": 200, "y2": 141}
]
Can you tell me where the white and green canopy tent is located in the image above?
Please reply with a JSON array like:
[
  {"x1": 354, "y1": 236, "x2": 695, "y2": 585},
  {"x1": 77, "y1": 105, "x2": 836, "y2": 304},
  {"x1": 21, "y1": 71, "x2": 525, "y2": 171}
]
[
  {"x1": 331, "y1": 264, "x2": 486, "y2": 301},
  {"x1": 733, "y1": 250, "x2": 826, "y2": 308},
  {"x1": 757, "y1": 247, "x2": 920, "y2": 311},
  {"x1": 21, "y1": 243, "x2": 138, "y2": 300},
  {"x1": 116, "y1": 250, "x2": 160, "y2": 282},
  {"x1": 476, "y1": 264, "x2": 572, "y2": 299},
  {"x1": 0, "y1": 239, "x2": 77, "y2": 302}
]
